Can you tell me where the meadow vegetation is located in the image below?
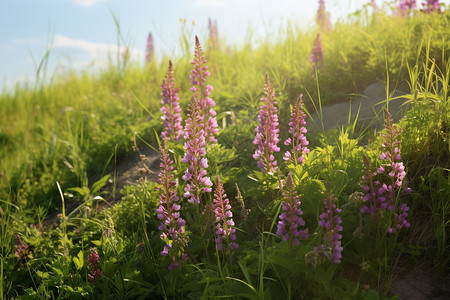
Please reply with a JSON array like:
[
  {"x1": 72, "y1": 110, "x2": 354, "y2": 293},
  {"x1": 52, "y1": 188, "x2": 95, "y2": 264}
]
[{"x1": 0, "y1": 2, "x2": 449, "y2": 299}]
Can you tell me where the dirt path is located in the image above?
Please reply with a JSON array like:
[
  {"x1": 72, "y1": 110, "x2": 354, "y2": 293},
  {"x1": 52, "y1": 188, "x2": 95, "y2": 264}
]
[{"x1": 308, "y1": 82, "x2": 409, "y2": 133}]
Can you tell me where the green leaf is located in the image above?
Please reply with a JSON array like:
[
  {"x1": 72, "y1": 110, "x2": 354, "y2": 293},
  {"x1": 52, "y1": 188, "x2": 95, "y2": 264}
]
[
  {"x1": 36, "y1": 270, "x2": 49, "y2": 279},
  {"x1": 73, "y1": 250, "x2": 84, "y2": 270},
  {"x1": 91, "y1": 240, "x2": 102, "y2": 246},
  {"x1": 91, "y1": 174, "x2": 110, "y2": 195},
  {"x1": 364, "y1": 289, "x2": 380, "y2": 300},
  {"x1": 68, "y1": 186, "x2": 90, "y2": 197}
]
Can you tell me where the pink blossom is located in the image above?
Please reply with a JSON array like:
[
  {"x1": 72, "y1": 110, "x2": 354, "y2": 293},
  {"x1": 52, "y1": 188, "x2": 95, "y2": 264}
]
[
  {"x1": 360, "y1": 109, "x2": 410, "y2": 233},
  {"x1": 160, "y1": 60, "x2": 183, "y2": 142},
  {"x1": 283, "y1": 94, "x2": 309, "y2": 165},
  {"x1": 189, "y1": 36, "x2": 218, "y2": 144},
  {"x1": 157, "y1": 141, "x2": 189, "y2": 269},
  {"x1": 276, "y1": 173, "x2": 308, "y2": 246},
  {"x1": 316, "y1": 191, "x2": 343, "y2": 264},
  {"x1": 253, "y1": 74, "x2": 280, "y2": 174},
  {"x1": 87, "y1": 248, "x2": 102, "y2": 282},
  {"x1": 213, "y1": 176, "x2": 238, "y2": 251}
]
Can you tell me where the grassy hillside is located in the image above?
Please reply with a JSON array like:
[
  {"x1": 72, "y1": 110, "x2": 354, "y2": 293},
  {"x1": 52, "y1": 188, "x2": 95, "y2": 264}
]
[{"x1": 0, "y1": 3, "x2": 449, "y2": 299}]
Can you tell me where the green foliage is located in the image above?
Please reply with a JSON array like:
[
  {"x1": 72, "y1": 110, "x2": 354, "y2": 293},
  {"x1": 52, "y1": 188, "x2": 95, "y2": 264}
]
[{"x1": 1, "y1": 4, "x2": 449, "y2": 299}]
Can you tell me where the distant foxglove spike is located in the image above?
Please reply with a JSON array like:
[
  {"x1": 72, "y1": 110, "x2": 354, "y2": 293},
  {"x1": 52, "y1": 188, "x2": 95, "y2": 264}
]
[
  {"x1": 310, "y1": 33, "x2": 324, "y2": 69},
  {"x1": 208, "y1": 17, "x2": 220, "y2": 49},
  {"x1": 316, "y1": 0, "x2": 326, "y2": 31},
  {"x1": 145, "y1": 32, "x2": 155, "y2": 63}
]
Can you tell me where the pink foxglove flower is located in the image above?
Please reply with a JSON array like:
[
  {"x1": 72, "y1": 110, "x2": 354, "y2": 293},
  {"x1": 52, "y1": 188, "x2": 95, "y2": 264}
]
[
  {"x1": 182, "y1": 37, "x2": 217, "y2": 205},
  {"x1": 213, "y1": 176, "x2": 238, "y2": 251},
  {"x1": 316, "y1": 0, "x2": 326, "y2": 31},
  {"x1": 283, "y1": 94, "x2": 310, "y2": 165},
  {"x1": 160, "y1": 60, "x2": 183, "y2": 142},
  {"x1": 276, "y1": 173, "x2": 308, "y2": 246},
  {"x1": 182, "y1": 101, "x2": 212, "y2": 204},
  {"x1": 87, "y1": 248, "x2": 103, "y2": 282},
  {"x1": 421, "y1": 0, "x2": 440, "y2": 12},
  {"x1": 360, "y1": 109, "x2": 410, "y2": 233},
  {"x1": 145, "y1": 32, "x2": 155, "y2": 63},
  {"x1": 315, "y1": 191, "x2": 343, "y2": 264},
  {"x1": 156, "y1": 141, "x2": 189, "y2": 269},
  {"x1": 310, "y1": 33, "x2": 323, "y2": 69},
  {"x1": 14, "y1": 234, "x2": 28, "y2": 259},
  {"x1": 190, "y1": 36, "x2": 218, "y2": 144},
  {"x1": 397, "y1": 0, "x2": 416, "y2": 16},
  {"x1": 253, "y1": 74, "x2": 280, "y2": 175}
]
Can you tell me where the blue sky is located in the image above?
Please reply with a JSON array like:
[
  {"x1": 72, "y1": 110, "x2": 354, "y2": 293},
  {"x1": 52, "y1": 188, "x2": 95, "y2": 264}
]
[{"x1": 0, "y1": 0, "x2": 448, "y2": 91}]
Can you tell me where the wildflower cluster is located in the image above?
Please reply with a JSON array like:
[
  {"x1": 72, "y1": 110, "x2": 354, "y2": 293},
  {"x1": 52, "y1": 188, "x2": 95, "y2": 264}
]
[
  {"x1": 160, "y1": 60, "x2": 183, "y2": 142},
  {"x1": 315, "y1": 191, "x2": 343, "y2": 264},
  {"x1": 145, "y1": 32, "x2": 154, "y2": 63},
  {"x1": 283, "y1": 94, "x2": 309, "y2": 164},
  {"x1": 360, "y1": 109, "x2": 410, "y2": 233},
  {"x1": 87, "y1": 248, "x2": 103, "y2": 282},
  {"x1": 213, "y1": 176, "x2": 238, "y2": 251},
  {"x1": 310, "y1": 33, "x2": 324, "y2": 69},
  {"x1": 276, "y1": 173, "x2": 308, "y2": 246},
  {"x1": 156, "y1": 142, "x2": 188, "y2": 269},
  {"x1": 253, "y1": 74, "x2": 280, "y2": 175}
]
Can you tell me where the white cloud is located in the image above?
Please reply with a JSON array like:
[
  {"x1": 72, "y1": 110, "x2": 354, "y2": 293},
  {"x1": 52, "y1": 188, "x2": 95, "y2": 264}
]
[
  {"x1": 193, "y1": 0, "x2": 225, "y2": 7},
  {"x1": 11, "y1": 38, "x2": 40, "y2": 45},
  {"x1": 53, "y1": 34, "x2": 144, "y2": 63},
  {"x1": 68, "y1": 0, "x2": 105, "y2": 7}
]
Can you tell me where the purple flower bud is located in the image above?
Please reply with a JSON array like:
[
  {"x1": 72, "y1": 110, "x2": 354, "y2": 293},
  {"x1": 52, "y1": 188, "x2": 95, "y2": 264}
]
[{"x1": 145, "y1": 32, "x2": 155, "y2": 63}]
